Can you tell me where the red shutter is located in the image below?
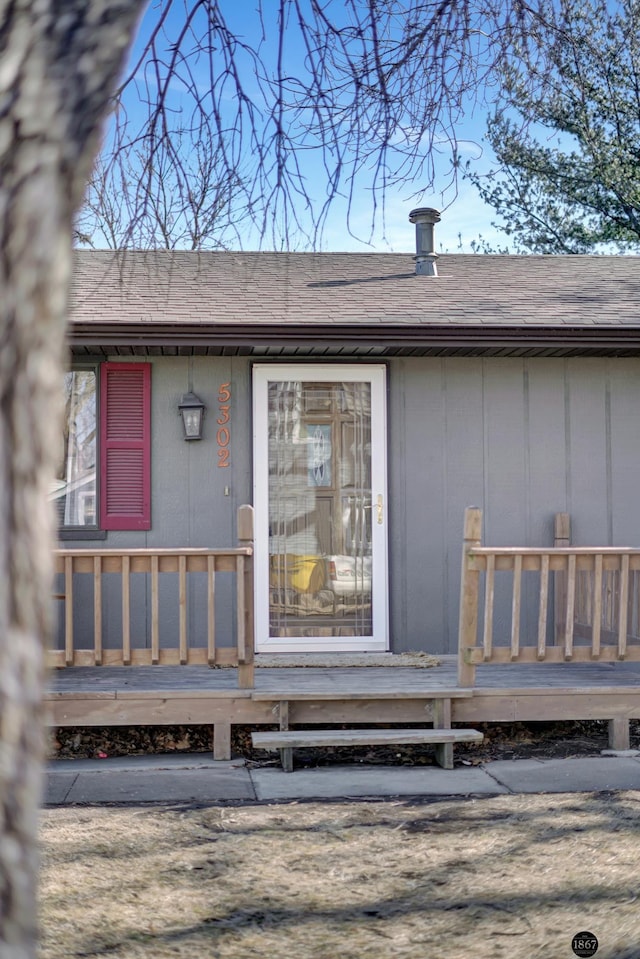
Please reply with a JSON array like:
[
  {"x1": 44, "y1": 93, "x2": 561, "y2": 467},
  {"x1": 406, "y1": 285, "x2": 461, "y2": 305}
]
[{"x1": 100, "y1": 363, "x2": 151, "y2": 530}]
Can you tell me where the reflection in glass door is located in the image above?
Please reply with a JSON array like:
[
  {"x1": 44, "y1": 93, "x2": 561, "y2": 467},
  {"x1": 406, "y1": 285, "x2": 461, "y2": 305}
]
[{"x1": 253, "y1": 365, "x2": 388, "y2": 652}]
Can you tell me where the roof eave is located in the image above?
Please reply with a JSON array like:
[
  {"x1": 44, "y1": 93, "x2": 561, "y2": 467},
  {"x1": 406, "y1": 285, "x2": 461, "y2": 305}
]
[{"x1": 68, "y1": 322, "x2": 640, "y2": 353}]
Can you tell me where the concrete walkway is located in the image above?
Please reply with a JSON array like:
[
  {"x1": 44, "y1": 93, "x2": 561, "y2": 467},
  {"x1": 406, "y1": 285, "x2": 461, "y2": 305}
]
[{"x1": 44, "y1": 750, "x2": 640, "y2": 805}]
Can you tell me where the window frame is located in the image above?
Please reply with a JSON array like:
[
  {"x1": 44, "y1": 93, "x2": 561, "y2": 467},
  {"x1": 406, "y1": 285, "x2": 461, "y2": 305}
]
[
  {"x1": 57, "y1": 359, "x2": 152, "y2": 539},
  {"x1": 57, "y1": 360, "x2": 106, "y2": 541}
]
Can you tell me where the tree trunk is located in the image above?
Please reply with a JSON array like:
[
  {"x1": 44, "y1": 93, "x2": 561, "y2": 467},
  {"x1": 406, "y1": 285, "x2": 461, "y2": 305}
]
[{"x1": 0, "y1": 3, "x2": 144, "y2": 955}]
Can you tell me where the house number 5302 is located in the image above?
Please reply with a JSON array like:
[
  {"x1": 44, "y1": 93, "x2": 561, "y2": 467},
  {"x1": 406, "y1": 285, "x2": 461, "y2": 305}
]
[{"x1": 217, "y1": 382, "x2": 231, "y2": 467}]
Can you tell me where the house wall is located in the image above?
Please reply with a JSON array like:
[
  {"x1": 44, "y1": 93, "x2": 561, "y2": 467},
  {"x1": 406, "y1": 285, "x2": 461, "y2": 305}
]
[
  {"x1": 57, "y1": 355, "x2": 640, "y2": 656},
  {"x1": 389, "y1": 356, "x2": 640, "y2": 653},
  {"x1": 56, "y1": 355, "x2": 253, "y2": 652}
]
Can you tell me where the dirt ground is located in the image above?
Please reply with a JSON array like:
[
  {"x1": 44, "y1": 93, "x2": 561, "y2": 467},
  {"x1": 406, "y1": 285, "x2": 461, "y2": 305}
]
[
  {"x1": 51, "y1": 718, "x2": 636, "y2": 765},
  {"x1": 39, "y1": 792, "x2": 640, "y2": 959}
]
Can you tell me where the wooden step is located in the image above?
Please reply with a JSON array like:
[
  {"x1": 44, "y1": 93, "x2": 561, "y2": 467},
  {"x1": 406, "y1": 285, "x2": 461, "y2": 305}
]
[
  {"x1": 252, "y1": 728, "x2": 483, "y2": 750},
  {"x1": 251, "y1": 729, "x2": 484, "y2": 749},
  {"x1": 253, "y1": 727, "x2": 483, "y2": 772}
]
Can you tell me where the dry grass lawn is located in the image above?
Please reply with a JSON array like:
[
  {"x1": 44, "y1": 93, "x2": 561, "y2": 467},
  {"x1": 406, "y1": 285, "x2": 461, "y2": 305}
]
[{"x1": 39, "y1": 793, "x2": 640, "y2": 959}]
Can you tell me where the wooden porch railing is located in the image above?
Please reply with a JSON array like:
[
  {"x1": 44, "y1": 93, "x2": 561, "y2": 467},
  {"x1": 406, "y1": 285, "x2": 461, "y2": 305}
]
[
  {"x1": 554, "y1": 512, "x2": 640, "y2": 649},
  {"x1": 458, "y1": 507, "x2": 640, "y2": 686},
  {"x1": 50, "y1": 505, "x2": 255, "y2": 688}
]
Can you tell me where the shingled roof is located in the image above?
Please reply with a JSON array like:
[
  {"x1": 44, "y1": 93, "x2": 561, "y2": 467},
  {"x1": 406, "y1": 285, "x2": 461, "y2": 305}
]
[{"x1": 69, "y1": 250, "x2": 640, "y2": 357}]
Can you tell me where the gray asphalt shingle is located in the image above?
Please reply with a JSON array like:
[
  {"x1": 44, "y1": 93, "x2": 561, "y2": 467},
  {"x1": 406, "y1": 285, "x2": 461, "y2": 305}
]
[{"x1": 70, "y1": 251, "x2": 640, "y2": 330}]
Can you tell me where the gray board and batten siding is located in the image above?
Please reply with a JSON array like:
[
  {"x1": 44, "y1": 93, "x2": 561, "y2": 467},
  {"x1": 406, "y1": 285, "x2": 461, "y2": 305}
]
[
  {"x1": 55, "y1": 356, "x2": 253, "y2": 656},
  {"x1": 60, "y1": 251, "x2": 640, "y2": 657},
  {"x1": 389, "y1": 355, "x2": 640, "y2": 653},
  {"x1": 57, "y1": 352, "x2": 640, "y2": 657}
]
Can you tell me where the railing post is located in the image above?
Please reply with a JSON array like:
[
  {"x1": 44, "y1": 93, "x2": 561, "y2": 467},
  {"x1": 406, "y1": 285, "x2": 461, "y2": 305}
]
[
  {"x1": 237, "y1": 505, "x2": 255, "y2": 689},
  {"x1": 554, "y1": 513, "x2": 570, "y2": 645},
  {"x1": 64, "y1": 556, "x2": 74, "y2": 666},
  {"x1": 458, "y1": 507, "x2": 483, "y2": 687}
]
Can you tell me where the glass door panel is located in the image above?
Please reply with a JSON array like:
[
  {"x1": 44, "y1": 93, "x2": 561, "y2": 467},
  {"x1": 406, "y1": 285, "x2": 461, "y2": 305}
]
[{"x1": 254, "y1": 365, "x2": 387, "y2": 652}]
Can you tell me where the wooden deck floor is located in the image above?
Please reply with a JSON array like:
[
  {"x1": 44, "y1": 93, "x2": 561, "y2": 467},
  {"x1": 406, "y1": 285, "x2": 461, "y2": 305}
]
[
  {"x1": 46, "y1": 656, "x2": 640, "y2": 729},
  {"x1": 46, "y1": 655, "x2": 640, "y2": 694}
]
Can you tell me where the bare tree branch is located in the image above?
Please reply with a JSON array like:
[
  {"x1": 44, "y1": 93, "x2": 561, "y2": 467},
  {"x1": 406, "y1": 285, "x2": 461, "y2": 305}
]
[{"x1": 82, "y1": 0, "x2": 553, "y2": 250}]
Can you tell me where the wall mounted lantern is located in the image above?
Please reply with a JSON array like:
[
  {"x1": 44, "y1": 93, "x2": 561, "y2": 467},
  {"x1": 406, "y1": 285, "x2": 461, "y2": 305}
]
[{"x1": 178, "y1": 391, "x2": 206, "y2": 440}]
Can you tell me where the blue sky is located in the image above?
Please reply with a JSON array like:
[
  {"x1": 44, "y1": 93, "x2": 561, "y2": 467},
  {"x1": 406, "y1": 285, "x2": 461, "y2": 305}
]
[
  {"x1": 315, "y1": 139, "x2": 506, "y2": 254},
  {"x1": 111, "y1": 1, "x2": 511, "y2": 254}
]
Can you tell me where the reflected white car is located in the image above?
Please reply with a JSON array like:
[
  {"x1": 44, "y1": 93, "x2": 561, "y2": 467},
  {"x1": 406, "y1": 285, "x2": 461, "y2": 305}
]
[{"x1": 326, "y1": 555, "x2": 372, "y2": 596}]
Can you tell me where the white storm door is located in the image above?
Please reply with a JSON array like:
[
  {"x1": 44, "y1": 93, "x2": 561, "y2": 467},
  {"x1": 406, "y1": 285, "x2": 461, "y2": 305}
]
[{"x1": 253, "y1": 364, "x2": 388, "y2": 653}]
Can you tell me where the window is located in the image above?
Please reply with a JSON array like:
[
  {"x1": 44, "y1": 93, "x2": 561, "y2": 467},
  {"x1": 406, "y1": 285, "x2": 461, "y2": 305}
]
[
  {"x1": 54, "y1": 362, "x2": 151, "y2": 535},
  {"x1": 53, "y1": 368, "x2": 98, "y2": 529}
]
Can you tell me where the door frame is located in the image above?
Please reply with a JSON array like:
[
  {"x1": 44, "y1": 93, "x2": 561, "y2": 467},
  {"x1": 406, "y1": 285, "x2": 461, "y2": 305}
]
[{"x1": 252, "y1": 363, "x2": 389, "y2": 653}]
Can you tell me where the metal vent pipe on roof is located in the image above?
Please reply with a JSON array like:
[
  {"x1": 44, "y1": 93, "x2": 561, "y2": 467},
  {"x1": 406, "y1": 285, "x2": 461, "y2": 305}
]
[{"x1": 409, "y1": 207, "x2": 440, "y2": 276}]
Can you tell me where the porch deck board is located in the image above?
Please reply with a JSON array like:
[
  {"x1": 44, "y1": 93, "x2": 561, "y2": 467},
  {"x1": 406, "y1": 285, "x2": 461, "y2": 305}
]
[
  {"x1": 45, "y1": 658, "x2": 640, "y2": 734},
  {"x1": 46, "y1": 657, "x2": 640, "y2": 698}
]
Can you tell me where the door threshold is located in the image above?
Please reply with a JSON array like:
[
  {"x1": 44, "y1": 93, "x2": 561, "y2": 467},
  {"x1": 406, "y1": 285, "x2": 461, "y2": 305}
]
[{"x1": 255, "y1": 652, "x2": 438, "y2": 667}]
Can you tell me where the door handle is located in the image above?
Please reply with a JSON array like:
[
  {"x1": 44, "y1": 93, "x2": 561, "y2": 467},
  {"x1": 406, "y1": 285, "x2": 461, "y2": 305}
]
[{"x1": 376, "y1": 494, "x2": 383, "y2": 525}]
